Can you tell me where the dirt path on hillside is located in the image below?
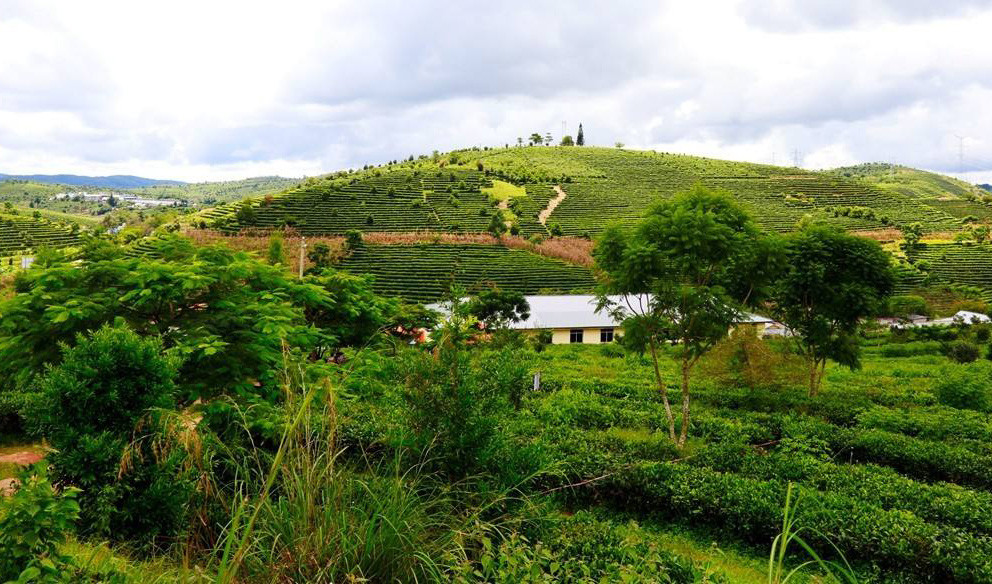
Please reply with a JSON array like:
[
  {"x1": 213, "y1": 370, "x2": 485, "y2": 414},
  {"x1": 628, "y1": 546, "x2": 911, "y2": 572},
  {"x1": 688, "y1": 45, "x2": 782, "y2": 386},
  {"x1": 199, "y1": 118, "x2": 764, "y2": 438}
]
[
  {"x1": 539, "y1": 185, "x2": 567, "y2": 225},
  {"x1": 497, "y1": 199, "x2": 513, "y2": 228}
]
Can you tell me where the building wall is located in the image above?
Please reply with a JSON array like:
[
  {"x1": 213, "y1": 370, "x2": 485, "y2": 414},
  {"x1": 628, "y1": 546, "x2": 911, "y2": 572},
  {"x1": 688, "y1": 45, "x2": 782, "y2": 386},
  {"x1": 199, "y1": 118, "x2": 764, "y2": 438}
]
[{"x1": 550, "y1": 327, "x2": 621, "y2": 345}]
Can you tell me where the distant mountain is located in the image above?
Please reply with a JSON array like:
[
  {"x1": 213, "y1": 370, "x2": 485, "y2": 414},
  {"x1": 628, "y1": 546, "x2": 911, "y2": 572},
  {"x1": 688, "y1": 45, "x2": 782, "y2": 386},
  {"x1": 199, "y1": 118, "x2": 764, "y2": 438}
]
[
  {"x1": 0, "y1": 173, "x2": 185, "y2": 188},
  {"x1": 980, "y1": 184, "x2": 992, "y2": 192}
]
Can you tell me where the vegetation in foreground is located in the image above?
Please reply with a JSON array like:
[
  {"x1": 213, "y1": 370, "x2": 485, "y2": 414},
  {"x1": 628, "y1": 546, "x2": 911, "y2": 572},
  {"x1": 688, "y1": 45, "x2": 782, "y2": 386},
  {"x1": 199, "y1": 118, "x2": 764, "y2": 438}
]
[{"x1": 2, "y1": 184, "x2": 992, "y2": 583}]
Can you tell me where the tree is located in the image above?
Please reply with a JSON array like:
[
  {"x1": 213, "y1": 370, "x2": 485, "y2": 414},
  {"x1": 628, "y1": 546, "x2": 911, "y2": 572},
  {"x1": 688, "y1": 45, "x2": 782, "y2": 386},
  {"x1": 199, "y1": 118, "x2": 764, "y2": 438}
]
[
  {"x1": 615, "y1": 142, "x2": 625, "y2": 149},
  {"x1": 901, "y1": 222, "x2": 924, "y2": 254},
  {"x1": 487, "y1": 212, "x2": 507, "y2": 238},
  {"x1": 236, "y1": 202, "x2": 257, "y2": 225},
  {"x1": 560, "y1": 135, "x2": 574, "y2": 146},
  {"x1": 772, "y1": 225, "x2": 894, "y2": 396},
  {"x1": 467, "y1": 288, "x2": 530, "y2": 332},
  {"x1": 31, "y1": 324, "x2": 190, "y2": 544},
  {"x1": 529, "y1": 133, "x2": 543, "y2": 146},
  {"x1": 544, "y1": 132, "x2": 553, "y2": 146},
  {"x1": 576, "y1": 123, "x2": 584, "y2": 146},
  {"x1": 595, "y1": 184, "x2": 777, "y2": 447},
  {"x1": 306, "y1": 242, "x2": 333, "y2": 271},
  {"x1": 0, "y1": 235, "x2": 332, "y2": 398},
  {"x1": 267, "y1": 231, "x2": 285, "y2": 265},
  {"x1": 517, "y1": 137, "x2": 523, "y2": 147}
]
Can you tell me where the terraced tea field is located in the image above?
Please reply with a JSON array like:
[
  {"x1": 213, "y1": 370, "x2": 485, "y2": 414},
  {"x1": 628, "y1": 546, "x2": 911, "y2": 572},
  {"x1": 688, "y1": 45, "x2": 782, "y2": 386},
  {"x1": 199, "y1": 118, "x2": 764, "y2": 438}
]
[
  {"x1": 336, "y1": 243, "x2": 595, "y2": 302},
  {"x1": 474, "y1": 148, "x2": 966, "y2": 235},
  {"x1": 906, "y1": 243, "x2": 992, "y2": 301},
  {"x1": 0, "y1": 213, "x2": 80, "y2": 255},
  {"x1": 206, "y1": 147, "x2": 971, "y2": 239}
]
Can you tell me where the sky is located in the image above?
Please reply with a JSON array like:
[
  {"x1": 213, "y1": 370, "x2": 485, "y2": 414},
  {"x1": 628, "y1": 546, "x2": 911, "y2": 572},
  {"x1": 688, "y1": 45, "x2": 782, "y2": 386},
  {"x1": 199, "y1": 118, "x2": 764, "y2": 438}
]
[{"x1": 2, "y1": 0, "x2": 992, "y2": 183}]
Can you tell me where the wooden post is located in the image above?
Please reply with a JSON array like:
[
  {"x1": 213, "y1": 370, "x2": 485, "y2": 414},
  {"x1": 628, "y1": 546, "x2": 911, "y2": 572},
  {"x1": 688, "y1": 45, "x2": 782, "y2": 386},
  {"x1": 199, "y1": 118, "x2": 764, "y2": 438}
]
[{"x1": 298, "y1": 236, "x2": 306, "y2": 279}]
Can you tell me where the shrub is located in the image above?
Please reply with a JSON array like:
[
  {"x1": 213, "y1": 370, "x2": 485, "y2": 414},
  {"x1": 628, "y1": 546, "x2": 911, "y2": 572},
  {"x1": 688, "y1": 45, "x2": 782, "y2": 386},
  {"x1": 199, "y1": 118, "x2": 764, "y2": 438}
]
[
  {"x1": 945, "y1": 340, "x2": 980, "y2": 363},
  {"x1": 0, "y1": 464, "x2": 80, "y2": 583},
  {"x1": 935, "y1": 362, "x2": 992, "y2": 411},
  {"x1": 30, "y1": 325, "x2": 193, "y2": 546}
]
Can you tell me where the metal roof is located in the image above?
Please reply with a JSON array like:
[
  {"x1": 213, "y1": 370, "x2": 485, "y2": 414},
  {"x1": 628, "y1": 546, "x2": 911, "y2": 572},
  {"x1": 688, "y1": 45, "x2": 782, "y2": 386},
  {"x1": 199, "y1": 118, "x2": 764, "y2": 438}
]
[{"x1": 427, "y1": 294, "x2": 773, "y2": 330}]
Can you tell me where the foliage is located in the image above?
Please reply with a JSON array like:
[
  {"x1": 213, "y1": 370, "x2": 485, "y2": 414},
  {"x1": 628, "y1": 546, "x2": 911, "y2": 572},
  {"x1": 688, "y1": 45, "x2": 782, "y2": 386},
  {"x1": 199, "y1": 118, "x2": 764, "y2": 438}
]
[
  {"x1": 0, "y1": 236, "x2": 331, "y2": 397},
  {"x1": 886, "y1": 294, "x2": 929, "y2": 318},
  {"x1": 934, "y1": 362, "x2": 992, "y2": 411},
  {"x1": 266, "y1": 231, "x2": 285, "y2": 265},
  {"x1": 402, "y1": 298, "x2": 510, "y2": 478},
  {"x1": 945, "y1": 339, "x2": 980, "y2": 363},
  {"x1": 29, "y1": 325, "x2": 193, "y2": 545},
  {"x1": 772, "y1": 225, "x2": 894, "y2": 395},
  {"x1": 699, "y1": 327, "x2": 804, "y2": 390},
  {"x1": 467, "y1": 288, "x2": 531, "y2": 332},
  {"x1": 595, "y1": 184, "x2": 777, "y2": 446},
  {"x1": 0, "y1": 464, "x2": 80, "y2": 584}
]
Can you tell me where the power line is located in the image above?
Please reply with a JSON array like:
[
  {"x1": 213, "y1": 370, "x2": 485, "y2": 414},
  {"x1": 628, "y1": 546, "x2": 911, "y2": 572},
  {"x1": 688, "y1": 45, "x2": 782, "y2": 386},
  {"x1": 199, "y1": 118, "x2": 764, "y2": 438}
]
[{"x1": 954, "y1": 134, "x2": 966, "y2": 172}]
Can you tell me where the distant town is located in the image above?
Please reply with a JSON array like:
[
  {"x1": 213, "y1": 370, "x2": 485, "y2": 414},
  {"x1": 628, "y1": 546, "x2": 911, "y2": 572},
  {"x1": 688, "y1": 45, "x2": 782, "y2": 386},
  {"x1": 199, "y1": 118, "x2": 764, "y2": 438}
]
[{"x1": 52, "y1": 191, "x2": 183, "y2": 208}]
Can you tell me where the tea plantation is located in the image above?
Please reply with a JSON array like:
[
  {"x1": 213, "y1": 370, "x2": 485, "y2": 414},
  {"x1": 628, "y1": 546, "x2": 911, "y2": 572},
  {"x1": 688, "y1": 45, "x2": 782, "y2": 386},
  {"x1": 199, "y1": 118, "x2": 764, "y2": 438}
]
[
  {"x1": 338, "y1": 337, "x2": 992, "y2": 583},
  {"x1": 0, "y1": 213, "x2": 80, "y2": 256},
  {"x1": 336, "y1": 243, "x2": 596, "y2": 302},
  {"x1": 206, "y1": 147, "x2": 974, "y2": 239}
]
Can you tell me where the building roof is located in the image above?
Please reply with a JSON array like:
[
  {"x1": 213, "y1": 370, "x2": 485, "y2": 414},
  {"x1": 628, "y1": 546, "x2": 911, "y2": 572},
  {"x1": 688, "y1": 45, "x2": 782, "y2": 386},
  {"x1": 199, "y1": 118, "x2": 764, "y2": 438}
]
[{"x1": 427, "y1": 294, "x2": 773, "y2": 330}]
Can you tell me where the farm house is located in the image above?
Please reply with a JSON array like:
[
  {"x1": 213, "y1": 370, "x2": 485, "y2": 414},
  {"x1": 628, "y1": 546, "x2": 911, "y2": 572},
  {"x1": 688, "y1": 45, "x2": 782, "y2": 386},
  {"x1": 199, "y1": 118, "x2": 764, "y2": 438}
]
[{"x1": 429, "y1": 294, "x2": 776, "y2": 344}]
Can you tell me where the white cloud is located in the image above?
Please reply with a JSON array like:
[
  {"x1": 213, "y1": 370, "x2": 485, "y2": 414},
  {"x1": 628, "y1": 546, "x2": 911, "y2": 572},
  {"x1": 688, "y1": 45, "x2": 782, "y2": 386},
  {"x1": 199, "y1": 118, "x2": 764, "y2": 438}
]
[{"x1": 0, "y1": 0, "x2": 991, "y2": 183}]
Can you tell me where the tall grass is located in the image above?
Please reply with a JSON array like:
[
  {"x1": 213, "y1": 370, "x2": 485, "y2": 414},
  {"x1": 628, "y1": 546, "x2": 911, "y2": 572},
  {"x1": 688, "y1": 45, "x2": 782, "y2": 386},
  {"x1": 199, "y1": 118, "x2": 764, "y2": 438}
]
[{"x1": 210, "y1": 364, "x2": 526, "y2": 583}]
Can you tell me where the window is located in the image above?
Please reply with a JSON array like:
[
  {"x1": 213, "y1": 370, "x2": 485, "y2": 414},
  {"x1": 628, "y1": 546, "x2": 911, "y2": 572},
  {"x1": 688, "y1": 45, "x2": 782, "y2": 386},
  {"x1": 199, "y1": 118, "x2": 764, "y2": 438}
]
[
  {"x1": 569, "y1": 329, "x2": 584, "y2": 343},
  {"x1": 600, "y1": 328, "x2": 614, "y2": 343}
]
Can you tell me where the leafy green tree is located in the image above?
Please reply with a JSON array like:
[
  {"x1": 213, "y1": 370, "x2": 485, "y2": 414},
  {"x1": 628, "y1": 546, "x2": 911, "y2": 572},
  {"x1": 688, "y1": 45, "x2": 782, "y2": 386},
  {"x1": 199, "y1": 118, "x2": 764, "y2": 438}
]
[
  {"x1": 560, "y1": 135, "x2": 574, "y2": 146},
  {"x1": 576, "y1": 123, "x2": 584, "y2": 146},
  {"x1": 467, "y1": 288, "x2": 530, "y2": 332},
  {"x1": 345, "y1": 229, "x2": 364, "y2": 250},
  {"x1": 487, "y1": 212, "x2": 508, "y2": 238},
  {"x1": 901, "y1": 222, "x2": 924, "y2": 253},
  {"x1": 0, "y1": 236, "x2": 324, "y2": 397},
  {"x1": 595, "y1": 184, "x2": 777, "y2": 447},
  {"x1": 236, "y1": 202, "x2": 257, "y2": 225},
  {"x1": 306, "y1": 242, "x2": 333, "y2": 271},
  {"x1": 30, "y1": 325, "x2": 192, "y2": 544},
  {"x1": 267, "y1": 231, "x2": 285, "y2": 265},
  {"x1": 772, "y1": 225, "x2": 894, "y2": 396},
  {"x1": 529, "y1": 133, "x2": 543, "y2": 146}
]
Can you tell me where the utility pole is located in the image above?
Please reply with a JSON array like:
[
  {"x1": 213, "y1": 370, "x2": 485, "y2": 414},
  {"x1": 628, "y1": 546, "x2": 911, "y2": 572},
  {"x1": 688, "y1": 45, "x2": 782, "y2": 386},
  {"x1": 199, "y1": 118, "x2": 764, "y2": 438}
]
[
  {"x1": 561, "y1": 120, "x2": 566, "y2": 140},
  {"x1": 793, "y1": 149, "x2": 801, "y2": 168},
  {"x1": 954, "y1": 134, "x2": 965, "y2": 172},
  {"x1": 298, "y1": 236, "x2": 306, "y2": 279},
  {"x1": 771, "y1": 152, "x2": 776, "y2": 166}
]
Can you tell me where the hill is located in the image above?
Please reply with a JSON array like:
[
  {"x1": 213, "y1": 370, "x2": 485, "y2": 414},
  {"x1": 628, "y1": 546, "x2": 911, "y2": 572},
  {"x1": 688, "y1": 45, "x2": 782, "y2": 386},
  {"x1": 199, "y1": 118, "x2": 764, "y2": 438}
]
[
  {"x1": 827, "y1": 163, "x2": 992, "y2": 222},
  {"x1": 202, "y1": 146, "x2": 977, "y2": 238},
  {"x1": 128, "y1": 175, "x2": 301, "y2": 204},
  {"x1": 0, "y1": 212, "x2": 81, "y2": 257},
  {"x1": 0, "y1": 173, "x2": 183, "y2": 189}
]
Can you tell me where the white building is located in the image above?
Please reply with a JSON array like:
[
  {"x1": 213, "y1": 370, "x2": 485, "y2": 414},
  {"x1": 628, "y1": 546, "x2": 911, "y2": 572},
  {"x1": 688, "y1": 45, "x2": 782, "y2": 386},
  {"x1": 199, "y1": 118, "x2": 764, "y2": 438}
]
[{"x1": 428, "y1": 294, "x2": 776, "y2": 345}]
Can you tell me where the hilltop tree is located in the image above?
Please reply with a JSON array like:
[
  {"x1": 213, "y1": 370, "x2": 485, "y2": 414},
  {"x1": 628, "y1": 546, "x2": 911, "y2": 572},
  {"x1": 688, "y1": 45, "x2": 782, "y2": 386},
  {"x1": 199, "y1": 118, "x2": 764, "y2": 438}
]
[
  {"x1": 529, "y1": 133, "x2": 543, "y2": 146},
  {"x1": 560, "y1": 135, "x2": 574, "y2": 146},
  {"x1": 595, "y1": 184, "x2": 779, "y2": 447},
  {"x1": 772, "y1": 225, "x2": 894, "y2": 396},
  {"x1": 544, "y1": 132, "x2": 553, "y2": 146},
  {"x1": 576, "y1": 123, "x2": 584, "y2": 146}
]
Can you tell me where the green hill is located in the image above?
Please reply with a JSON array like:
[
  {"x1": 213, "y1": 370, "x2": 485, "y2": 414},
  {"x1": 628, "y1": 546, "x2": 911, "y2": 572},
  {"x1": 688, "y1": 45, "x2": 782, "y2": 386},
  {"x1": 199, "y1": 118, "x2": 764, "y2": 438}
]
[
  {"x1": 203, "y1": 146, "x2": 976, "y2": 237},
  {"x1": 0, "y1": 213, "x2": 81, "y2": 256},
  {"x1": 129, "y1": 175, "x2": 301, "y2": 204},
  {"x1": 828, "y1": 163, "x2": 992, "y2": 222}
]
